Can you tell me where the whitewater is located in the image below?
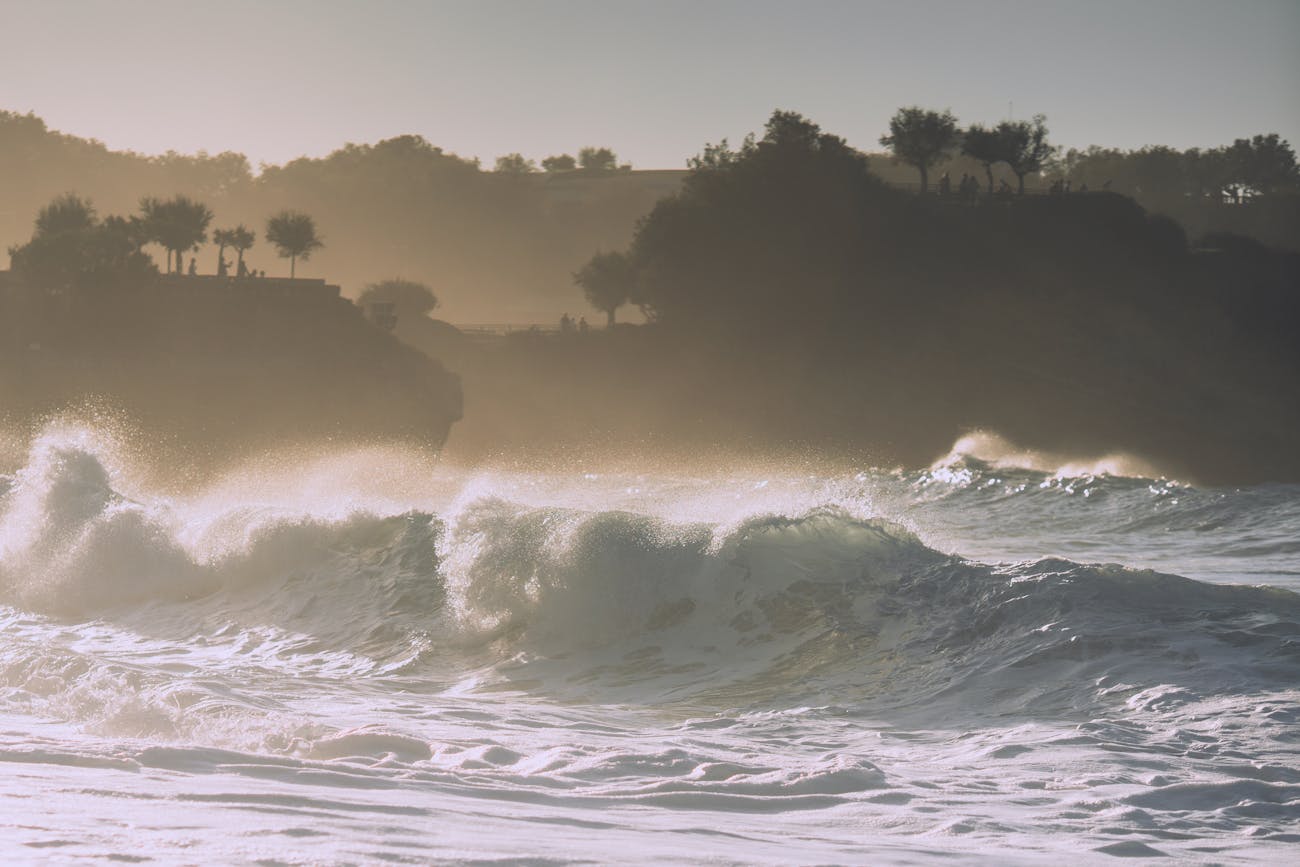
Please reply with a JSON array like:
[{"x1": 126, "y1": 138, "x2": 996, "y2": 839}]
[{"x1": 1, "y1": 427, "x2": 1297, "y2": 864}]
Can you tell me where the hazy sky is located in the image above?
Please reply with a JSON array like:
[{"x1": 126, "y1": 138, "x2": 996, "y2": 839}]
[{"x1": 4, "y1": 0, "x2": 1298, "y2": 169}]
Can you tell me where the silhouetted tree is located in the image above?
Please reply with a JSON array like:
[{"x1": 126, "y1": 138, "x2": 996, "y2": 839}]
[
  {"x1": 1227, "y1": 134, "x2": 1299, "y2": 195},
  {"x1": 0, "y1": 110, "x2": 691, "y2": 319},
  {"x1": 494, "y1": 153, "x2": 537, "y2": 174},
  {"x1": 229, "y1": 224, "x2": 255, "y2": 272},
  {"x1": 578, "y1": 147, "x2": 628, "y2": 172},
  {"x1": 265, "y1": 211, "x2": 323, "y2": 278},
  {"x1": 541, "y1": 154, "x2": 577, "y2": 172},
  {"x1": 880, "y1": 107, "x2": 960, "y2": 192},
  {"x1": 139, "y1": 195, "x2": 213, "y2": 273},
  {"x1": 632, "y1": 110, "x2": 882, "y2": 326},
  {"x1": 9, "y1": 195, "x2": 155, "y2": 289},
  {"x1": 1182, "y1": 147, "x2": 1231, "y2": 201},
  {"x1": 961, "y1": 124, "x2": 1005, "y2": 198},
  {"x1": 357, "y1": 278, "x2": 439, "y2": 316},
  {"x1": 34, "y1": 193, "x2": 97, "y2": 236},
  {"x1": 212, "y1": 227, "x2": 237, "y2": 273},
  {"x1": 1127, "y1": 145, "x2": 1186, "y2": 207},
  {"x1": 997, "y1": 115, "x2": 1054, "y2": 194},
  {"x1": 574, "y1": 251, "x2": 635, "y2": 325}
]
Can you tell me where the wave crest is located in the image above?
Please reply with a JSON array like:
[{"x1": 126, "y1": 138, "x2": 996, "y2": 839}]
[{"x1": 1, "y1": 429, "x2": 1295, "y2": 720}]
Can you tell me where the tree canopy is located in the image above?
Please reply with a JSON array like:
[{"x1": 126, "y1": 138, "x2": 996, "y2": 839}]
[
  {"x1": 630, "y1": 110, "x2": 886, "y2": 327},
  {"x1": 578, "y1": 147, "x2": 628, "y2": 173},
  {"x1": 541, "y1": 154, "x2": 577, "y2": 172},
  {"x1": 997, "y1": 115, "x2": 1055, "y2": 194},
  {"x1": 140, "y1": 195, "x2": 213, "y2": 273},
  {"x1": 880, "y1": 107, "x2": 960, "y2": 192},
  {"x1": 9, "y1": 194, "x2": 156, "y2": 290},
  {"x1": 960, "y1": 124, "x2": 1005, "y2": 196},
  {"x1": 1058, "y1": 136, "x2": 1299, "y2": 204},
  {"x1": 357, "y1": 278, "x2": 439, "y2": 316},
  {"x1": 1227, "y1": 134, "x2": 1299, "y2": 195},
  {"x1": 229, "y1": 224, "x2": 255, "y2": 270},
  {"x1": 35, "y1": 193, "x2": 97, "y2": 236},
  {"x1": 494, "y1": 153, "x2": 537, "y2": 174},
  {"x1": 574, "y1": 251, "x2": 635, "y2": 325},
  {"x1": 212, "y1": 227, "x2": 237, "y2": 273},
  {"x1": 265, "y1": 211, "x2": 323, "y2": 278}
]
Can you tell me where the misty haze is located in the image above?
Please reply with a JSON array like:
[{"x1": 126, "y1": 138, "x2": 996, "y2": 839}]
[{"x1": 1, "y1": 1, "x2": 1298, "y2": 864}]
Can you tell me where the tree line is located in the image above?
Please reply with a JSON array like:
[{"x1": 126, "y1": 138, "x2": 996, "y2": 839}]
[
  {"x1": 496, "y1": 146, "x2": 632, "y2": 175},
  {"x1": 0, "y1": 111, "x2": 656, "y2": 320},
  {"x1": 574, "y1": 107, "x2": 1298, "y2": 324},
  {"x1": 546, "y1": 110, "x2": 1300, "y2": 487},
  {"x1": 7, "y1": 192, "x2": 324, "y2": 290},
  {"x1": 876, "y1": 106, "x2": 1297, "y2": 200},
  {"x1": 3, "y1": 108, "x2": 1294, "y2": 322}
]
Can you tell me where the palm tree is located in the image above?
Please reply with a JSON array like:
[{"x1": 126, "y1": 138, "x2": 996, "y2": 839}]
[
  {"x1": 140, "y1": 195, "x2": 213, "y2": 273},
  {"x1": 212, "y1": 227, "x2": 237, "y2": 274},
  {"x1": 229, "y1": 224, "x2": 255, "y2": 274},
  {"x1": 265, "y1": 211, "x2": 323, "y2": 278}
]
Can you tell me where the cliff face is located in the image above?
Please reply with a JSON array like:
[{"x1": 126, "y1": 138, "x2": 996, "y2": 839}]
[{"x1": 0, "y1": 277, "x2": 462, "y2": 461}]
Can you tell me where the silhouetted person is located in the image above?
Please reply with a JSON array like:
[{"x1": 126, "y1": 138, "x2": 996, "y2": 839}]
[
  {"x1": 938, "y1": 172, "x2": 951, "y2": 197},
  {"x1": 560, "y1": 313, "x2": 575, "y2": 333},
  {"x1": 1078, "y1": 182, "x2": 1088, "y2": 194},
  {"x1": 578, "y1": 316, "x2": 589, "y2": 333},
  {"x1": 1050, "y1": 179, "x2": 1063, "y2": 196},
  {"x1": 966, "y1": 176, "x2": 980, "y2": 203},
  {"x1": 187, "y1": 256, "x2": 197, "y2": 276},
  {"x1": 237, "y1": 259, "x2": 248, "y2": 278}
]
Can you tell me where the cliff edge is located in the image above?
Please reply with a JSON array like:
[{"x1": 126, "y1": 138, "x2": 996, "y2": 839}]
[{"x1": 0, "y1": 275, "x2": 462, "y2": 463}]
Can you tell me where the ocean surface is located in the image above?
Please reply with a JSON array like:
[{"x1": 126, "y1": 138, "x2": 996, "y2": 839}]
[{"x1": 1, "y1": 426, "x2": 1297, "y2": 864}]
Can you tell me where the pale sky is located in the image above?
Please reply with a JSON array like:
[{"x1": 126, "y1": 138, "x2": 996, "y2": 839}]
[{"x1": 3, "y1": 0, "x2": 1297, "y2": 169}]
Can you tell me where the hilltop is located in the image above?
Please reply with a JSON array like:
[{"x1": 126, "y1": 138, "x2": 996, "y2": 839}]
[{"x1": 0, "y1": 271, "x2": 462, "y2": 470}]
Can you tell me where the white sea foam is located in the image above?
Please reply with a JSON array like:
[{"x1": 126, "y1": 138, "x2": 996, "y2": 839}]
[{"x1": 0, "y1": 425, "x2": 1297, "y2": 863}]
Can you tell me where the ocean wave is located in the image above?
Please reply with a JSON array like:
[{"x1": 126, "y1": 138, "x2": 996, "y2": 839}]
[
  {"x1": 928, "y1": 430, "x2": 1164, "y2": 480},
  {"x1": 2, "y1": 431, "x2": 1296, "y2": 724}
]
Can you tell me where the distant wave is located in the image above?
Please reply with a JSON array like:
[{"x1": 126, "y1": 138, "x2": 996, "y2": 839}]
[{"x1": 930, "y1": 430, "x2": 1163, "y2": 479}]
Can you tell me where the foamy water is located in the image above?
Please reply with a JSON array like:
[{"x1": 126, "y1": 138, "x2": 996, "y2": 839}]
[{"x1": 1, "y1": 427, "x2": 1297, "y2": 863}]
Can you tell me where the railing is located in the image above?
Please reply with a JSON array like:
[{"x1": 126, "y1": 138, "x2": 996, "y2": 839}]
[
  {"x1": 454, "y1": 323, "x2": 561, "y2": 336},
  {"x1": 882, "y1": 180, "x2": 1087, "y2": 197},
  {"x1": 453, "y1": 322, "x2": 607, "y2": 337}
]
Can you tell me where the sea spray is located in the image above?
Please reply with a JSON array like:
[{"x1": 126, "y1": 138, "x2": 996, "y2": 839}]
[{"x1": 0, "y1": 423, "x2": 1297, "y2": 862}]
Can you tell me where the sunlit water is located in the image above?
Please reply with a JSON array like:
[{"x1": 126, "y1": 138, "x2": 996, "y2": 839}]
[{"x1": 1, "y1": 426, "x2": 1297, "y2": 864}]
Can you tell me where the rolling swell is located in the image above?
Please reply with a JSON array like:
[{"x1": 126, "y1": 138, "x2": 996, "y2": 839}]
[{"x1": 1, "y1": 435, "x2": 1296, "y2": 724}]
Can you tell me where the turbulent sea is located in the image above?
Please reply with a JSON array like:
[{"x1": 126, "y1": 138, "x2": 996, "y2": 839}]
[{"x1": 1, "y1": 428, "x2": 1297, "y2": 864}]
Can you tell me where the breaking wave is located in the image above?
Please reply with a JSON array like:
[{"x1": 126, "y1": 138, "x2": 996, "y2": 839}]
[{"x1": 2, "y1": 429, "x2": 1296, "y2": 723}]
